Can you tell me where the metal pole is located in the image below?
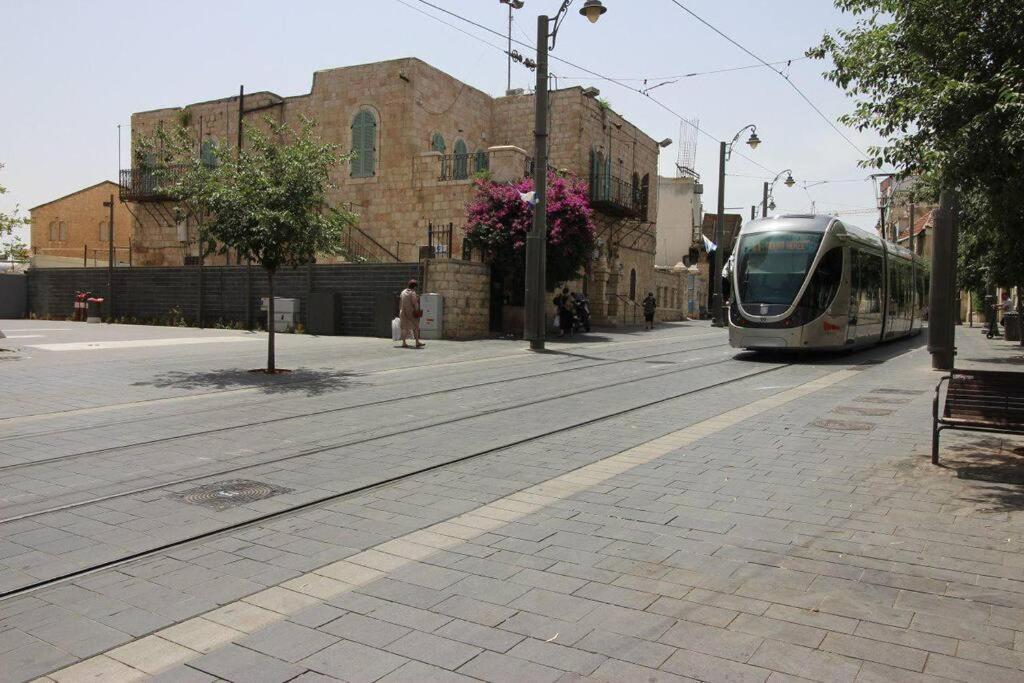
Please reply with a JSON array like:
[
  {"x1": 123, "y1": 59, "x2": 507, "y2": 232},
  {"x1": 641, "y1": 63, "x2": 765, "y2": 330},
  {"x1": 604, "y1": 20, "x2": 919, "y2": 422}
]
[
  {"x1": 507, "y1": 3, "x2": 513, "y2": 93},
  {"x1": 711, "y1": 141, "x2": 726, "y2": 327},
  {"x1": 929, "y1": 191, "x2": 956, "y2": 370},
  {"x1": 750, "y1": 205, "x2": 755, "y2": 220},
  {"x1": 524, "y1": 14, "x2": 549, "y2": 351},
  {"x1": 106, "y1": 195, "x2": 114, "y2": 319},
  {"x1": 237, "y1": 85, "x2": 244, "y2": 153},
  {"x1": 879, "y1": 203, "x2": 887, "y2": 240},
  {"x1": 761, "y1": 181, "x2": 768, "y2": 217},
  {"x1": 908, "y1": 197, "x2": 915, "y2": 255}
]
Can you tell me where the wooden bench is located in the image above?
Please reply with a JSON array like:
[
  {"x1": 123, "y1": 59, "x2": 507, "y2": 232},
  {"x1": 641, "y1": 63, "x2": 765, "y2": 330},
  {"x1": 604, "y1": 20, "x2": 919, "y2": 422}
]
[{"x1": 933, "y1": 368, "x2": 1024, "y2": 464}]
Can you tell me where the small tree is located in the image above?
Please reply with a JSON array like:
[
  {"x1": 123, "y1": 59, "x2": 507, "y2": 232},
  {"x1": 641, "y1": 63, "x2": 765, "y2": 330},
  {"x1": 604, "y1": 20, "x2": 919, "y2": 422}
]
[
  {"x1": 0, "y1": 163, "x2": 29, "y2": 239},
  {"x1": 464, "y1": 172, "x2": 596, "y2": 302},
  {"x1": 146, "y1": 118, "x2": 357, "y2": 372}
]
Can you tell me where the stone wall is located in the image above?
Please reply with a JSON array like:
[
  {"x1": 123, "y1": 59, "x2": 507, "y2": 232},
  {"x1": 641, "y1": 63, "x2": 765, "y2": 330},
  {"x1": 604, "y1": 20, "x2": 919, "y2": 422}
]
[
  {"x1": 27, "y1": 263, "x2": 422, "y2": 337},
  {"x1": 423, "y1": 258, "x2": 490, "y2": 339},
  {"x1": 29, "y1": 181, "x2": 133, "y2": 265}
]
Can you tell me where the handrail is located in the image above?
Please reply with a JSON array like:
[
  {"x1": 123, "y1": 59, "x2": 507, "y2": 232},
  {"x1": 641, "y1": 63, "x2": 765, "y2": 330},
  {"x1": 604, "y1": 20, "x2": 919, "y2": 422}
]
[{"x1": 351, "y1": 224, "x2": 400, "y2": 262}]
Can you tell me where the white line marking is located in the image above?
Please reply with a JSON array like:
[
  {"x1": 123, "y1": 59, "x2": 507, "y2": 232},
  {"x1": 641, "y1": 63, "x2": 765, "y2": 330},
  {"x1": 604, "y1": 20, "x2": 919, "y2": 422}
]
[
  {"x1": 4, "y1": 335, "x2": 44, "y2": 339},
  {"x1": 27, "y1": 337, "x2": 260, "y2": 352}
]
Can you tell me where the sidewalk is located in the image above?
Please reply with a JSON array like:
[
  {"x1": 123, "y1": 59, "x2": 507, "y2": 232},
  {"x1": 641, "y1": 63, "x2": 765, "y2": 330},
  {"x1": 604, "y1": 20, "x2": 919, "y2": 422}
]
[{"x1": 9, "y1": 327, "x2": 1024, "y2": 682}]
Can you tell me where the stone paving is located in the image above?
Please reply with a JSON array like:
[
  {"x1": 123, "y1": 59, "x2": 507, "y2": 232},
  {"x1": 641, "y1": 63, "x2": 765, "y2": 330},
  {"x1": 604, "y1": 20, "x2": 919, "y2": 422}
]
[{"x1": 2, "y1": 320, "x2": 1024, "y2": 681}]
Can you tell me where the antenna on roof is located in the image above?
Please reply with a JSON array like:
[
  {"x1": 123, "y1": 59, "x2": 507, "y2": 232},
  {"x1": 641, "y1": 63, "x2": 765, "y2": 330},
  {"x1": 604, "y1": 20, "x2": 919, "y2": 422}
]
[{"x1": 676, "y1": 116, "x2": 699, "y2": 179}]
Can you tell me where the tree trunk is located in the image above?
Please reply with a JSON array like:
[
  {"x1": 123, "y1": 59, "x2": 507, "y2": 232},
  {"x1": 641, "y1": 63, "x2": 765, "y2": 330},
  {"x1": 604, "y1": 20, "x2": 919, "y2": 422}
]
[{"x1": 267, "y1": 269, "x2": 276, "y2": 372}]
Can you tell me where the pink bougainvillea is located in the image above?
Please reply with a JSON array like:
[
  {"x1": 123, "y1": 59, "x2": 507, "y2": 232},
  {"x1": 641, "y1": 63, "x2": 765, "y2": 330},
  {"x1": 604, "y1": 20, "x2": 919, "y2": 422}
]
[{"x1": 464, "y1": 172, "x2": 596, "y2": 292}]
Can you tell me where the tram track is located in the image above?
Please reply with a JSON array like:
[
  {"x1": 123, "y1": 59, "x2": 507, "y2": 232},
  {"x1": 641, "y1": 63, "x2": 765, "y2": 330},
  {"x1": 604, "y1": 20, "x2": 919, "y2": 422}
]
[
  {"x1": 0, "y1": 345, "x2": 741, "y2": 524},
  {"x1": 0, "y1": 359, "x2": 793, "y2": 601},
  {"x1": 0, "y1": 332, "x2": 720, "y2": 441},
  {"x1": 0, "y1": 339, "x2": 727, "y2": 472}
]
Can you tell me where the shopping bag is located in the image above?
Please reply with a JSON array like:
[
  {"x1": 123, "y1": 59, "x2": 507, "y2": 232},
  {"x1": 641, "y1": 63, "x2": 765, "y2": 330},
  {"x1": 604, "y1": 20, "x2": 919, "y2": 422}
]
[
  {"x1": 391, "y1": 317, "x2": 401, "y2": 342},
  {"x1": 553, "y1": 313, "x2": 560, "y2": 328}
]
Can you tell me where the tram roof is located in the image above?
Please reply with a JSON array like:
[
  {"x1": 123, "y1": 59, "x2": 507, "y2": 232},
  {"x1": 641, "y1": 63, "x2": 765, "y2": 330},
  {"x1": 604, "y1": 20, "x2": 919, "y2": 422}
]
[{"x1": 739, "y1": 214, "x2": 916, "y2": 258}]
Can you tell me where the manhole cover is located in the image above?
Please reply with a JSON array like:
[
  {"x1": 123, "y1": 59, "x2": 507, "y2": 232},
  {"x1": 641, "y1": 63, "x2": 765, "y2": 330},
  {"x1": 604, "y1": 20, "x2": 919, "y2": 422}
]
[
  {"x1": 810, "y1": 419, "x2": 875, "y2": 431},
  {"x1": 872, "y1": 388, "x2": 925, "y2": 395},
  {"x1": 833, "y1": 405, "x2": 893, "y2": 416},
  {"x1": 855, "y1": 396, "x2": 910, "y2": 404},
  {"x1": 175, "y1": 479, "x2": 292, "y2": 511}
]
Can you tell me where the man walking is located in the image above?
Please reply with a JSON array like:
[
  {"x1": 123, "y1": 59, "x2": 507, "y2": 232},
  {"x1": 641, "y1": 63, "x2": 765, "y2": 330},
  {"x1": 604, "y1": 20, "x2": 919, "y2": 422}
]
[
  {"x1": 399, "y1": 279, "x2": 424, "y2": 348},
  {"x1": 642, "y1": 291, "x2": 657, "y2": 330}
]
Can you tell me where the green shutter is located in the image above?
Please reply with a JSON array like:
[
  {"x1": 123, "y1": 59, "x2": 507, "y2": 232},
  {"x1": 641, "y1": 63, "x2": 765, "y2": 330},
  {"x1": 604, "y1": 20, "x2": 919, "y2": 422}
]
[
  {"x1": 453, "y1": 139, "x2": 468, "y2": 179},
  {"x1": 351, "y1": 111, "x2": 376, "y2": 177}
]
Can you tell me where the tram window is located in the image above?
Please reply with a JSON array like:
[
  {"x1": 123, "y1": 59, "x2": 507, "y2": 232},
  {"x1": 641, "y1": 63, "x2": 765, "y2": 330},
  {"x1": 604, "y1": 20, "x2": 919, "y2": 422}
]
[
  {"x1": 797, "y1": 246, "x2": 844, "y2": 321},
  {"x1": 737, "y1": 232, "x2": 824, "y2": 305},
  {"x1": 856, "y1": 251, "x2": 882, "y2": 315}
]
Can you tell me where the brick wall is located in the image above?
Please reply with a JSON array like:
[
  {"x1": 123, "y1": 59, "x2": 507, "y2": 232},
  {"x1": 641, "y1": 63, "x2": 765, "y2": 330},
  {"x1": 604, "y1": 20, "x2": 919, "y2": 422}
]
[
  {"x1": 27, "y1": 263, "x2": 422, "y2": 337},
  {"x1": 423, "y1": 258, "x2": 490, "y2": 339}
]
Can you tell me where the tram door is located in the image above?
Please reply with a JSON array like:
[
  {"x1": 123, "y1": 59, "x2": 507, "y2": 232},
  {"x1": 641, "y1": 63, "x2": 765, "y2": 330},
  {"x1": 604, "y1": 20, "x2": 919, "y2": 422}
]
[
  {"x1": 846, "y1": 248, "x2": 860, "y2": 345},
  {"x1": 851, "y1": 250, "x2": 884, "y2": 344}
]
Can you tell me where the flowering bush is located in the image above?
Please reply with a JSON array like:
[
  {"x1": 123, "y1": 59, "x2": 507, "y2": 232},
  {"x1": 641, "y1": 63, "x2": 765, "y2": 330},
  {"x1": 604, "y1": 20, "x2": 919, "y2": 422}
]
[{"x1": 464, "y1": 172, "x2": 596, "y2": 297}]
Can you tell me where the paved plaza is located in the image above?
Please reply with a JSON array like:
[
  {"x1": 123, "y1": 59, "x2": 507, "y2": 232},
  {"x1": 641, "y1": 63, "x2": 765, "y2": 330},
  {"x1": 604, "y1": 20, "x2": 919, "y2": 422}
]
[{"x1": 1, "y1": 320, "x2": 1023, "y2": 682}]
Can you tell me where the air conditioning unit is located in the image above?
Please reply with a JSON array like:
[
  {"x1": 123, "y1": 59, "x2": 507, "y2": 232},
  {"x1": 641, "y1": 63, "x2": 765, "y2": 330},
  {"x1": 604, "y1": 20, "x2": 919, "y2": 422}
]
[{"x1": 693, "y1": 183, "x2": 704, "y2": 195}]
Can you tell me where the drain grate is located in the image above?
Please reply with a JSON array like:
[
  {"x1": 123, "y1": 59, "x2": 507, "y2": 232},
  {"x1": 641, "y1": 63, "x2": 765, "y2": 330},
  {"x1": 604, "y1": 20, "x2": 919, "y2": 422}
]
[
  {"x1": 811, "y1": 418, "x2": 875, "y2": 431},
  {"x1": 872, "y1": 388, "x2": 925, "y2": 395},
  {"x1": 855, "y1": 396, "x2": 910, "y2": 404},
  {"x1": 175, "y1": 479, "x2": 293, "y2": 511},
  {"x1": 833, "y1": 405, "x2": 893, "y2": 416}
]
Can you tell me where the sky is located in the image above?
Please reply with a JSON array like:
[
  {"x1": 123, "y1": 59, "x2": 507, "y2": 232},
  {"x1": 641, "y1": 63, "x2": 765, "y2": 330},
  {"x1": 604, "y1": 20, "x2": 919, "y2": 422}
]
[{"x1": 0, "y1": 0, "x2": 889, "y2": 247}]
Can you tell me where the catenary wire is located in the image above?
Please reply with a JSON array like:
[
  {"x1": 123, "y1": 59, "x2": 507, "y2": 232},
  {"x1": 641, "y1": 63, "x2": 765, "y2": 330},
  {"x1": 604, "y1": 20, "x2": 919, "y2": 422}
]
[{"x1": 664, "y1": 0, "x2": 868, "y2": 158}]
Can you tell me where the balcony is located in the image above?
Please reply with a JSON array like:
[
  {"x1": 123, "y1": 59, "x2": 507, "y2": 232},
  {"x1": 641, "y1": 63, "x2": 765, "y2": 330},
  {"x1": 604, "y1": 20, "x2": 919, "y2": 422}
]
[
  {"x1": 590, "y1": 172, "x2": 642, "y2": 218},
  {"x1": 119, "y1": 166, "x2": 188, "y2": 202}
]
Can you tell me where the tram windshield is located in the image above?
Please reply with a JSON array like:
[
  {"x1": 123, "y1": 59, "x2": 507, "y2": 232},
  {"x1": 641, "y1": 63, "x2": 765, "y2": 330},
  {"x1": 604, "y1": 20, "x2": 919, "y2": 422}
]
[{"x1": 737, "y1": 232, "x2": 823, "y2": 306}]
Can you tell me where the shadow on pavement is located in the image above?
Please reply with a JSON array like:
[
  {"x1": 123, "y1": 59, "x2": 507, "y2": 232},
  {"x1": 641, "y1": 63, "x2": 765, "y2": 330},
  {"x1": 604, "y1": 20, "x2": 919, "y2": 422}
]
[
  {"x1": 134, "y1": 367, "x2": 364, "y2": 396},
  {"x1": 733, "y1": 331, "x2": 928, "y2": 365},
  {"x1": 935, "y1": 435, "x2": 1024, "y2": 511}
]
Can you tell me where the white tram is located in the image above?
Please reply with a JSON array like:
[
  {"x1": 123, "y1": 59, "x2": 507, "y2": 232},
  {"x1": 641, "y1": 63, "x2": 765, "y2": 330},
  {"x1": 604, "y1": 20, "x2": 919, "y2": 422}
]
[{"x1": 728, "y1": 214, "x2": 927, "y2": 351}]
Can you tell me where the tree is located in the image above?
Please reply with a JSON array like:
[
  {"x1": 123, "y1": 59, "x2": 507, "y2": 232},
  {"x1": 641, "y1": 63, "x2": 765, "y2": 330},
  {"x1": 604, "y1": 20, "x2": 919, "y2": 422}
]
[
  {"x1": 145, "y1": 118, "x2": 357, "y2": 372},
  {"x1": 464, "y1": 172, "x2": 596, "y2": 302},
  {"x1": 811, "y1": 0, "x2": 1024, "y2": 315},
  {"x1": 0, "y1": 235, "x2": 29, "y2": 262},
  {"x1": 0, "y1": 163, "x2": 29, "y2": 238}
]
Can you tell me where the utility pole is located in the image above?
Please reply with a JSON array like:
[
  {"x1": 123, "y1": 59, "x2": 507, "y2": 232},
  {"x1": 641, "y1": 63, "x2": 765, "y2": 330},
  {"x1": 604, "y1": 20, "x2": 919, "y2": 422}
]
[
  {"x1": 239, "y1": 84, "x2": 254, "y2": 331},
  {"x1": 712, "y1": 141, "x2": 727, "y2": 327},
  {"x1": 908, "y1": 195, "x2": 916, "y2": 255},
  {"x1": 103, "y1": 194, "x2": 115, "y2": 320},
  {"x1": 929, "y1": 191, "x2": 957, "y2": 370},
  {"x1": 761, "y1": 182, "x2": 769, "y2": 218},
  {"x1": 524, "y1": 14, "x2": 550, "y2": 350}
]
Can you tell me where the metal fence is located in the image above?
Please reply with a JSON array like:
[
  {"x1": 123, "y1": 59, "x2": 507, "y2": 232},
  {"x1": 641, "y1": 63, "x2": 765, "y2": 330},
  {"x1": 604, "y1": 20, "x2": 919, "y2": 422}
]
[
  {"x1": 437, "y1": 152, "x2": 490, "y2": 181},
  {"x1": 428, "y1": 222, "x2": 454, "y2": 258}
]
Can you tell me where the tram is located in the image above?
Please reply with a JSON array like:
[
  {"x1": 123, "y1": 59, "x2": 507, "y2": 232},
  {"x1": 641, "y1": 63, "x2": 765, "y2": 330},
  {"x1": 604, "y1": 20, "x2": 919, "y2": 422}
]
[{"x1": 728, "y1": 214, "x2": 927, "y2": 351}]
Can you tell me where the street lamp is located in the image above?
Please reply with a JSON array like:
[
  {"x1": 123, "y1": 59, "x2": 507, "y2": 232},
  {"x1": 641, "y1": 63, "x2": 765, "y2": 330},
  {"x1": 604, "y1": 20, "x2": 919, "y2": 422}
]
[
  {"x1": 711, "y1": 124, "x2": 760, "y2": 328},
  {"x1": 760, "y1": 169, "x2": 795, "y2": 218},
  {"x1": 524, "y1": 0, "x2": 607, "y2": 351},
  {"x1": 499, "y1": 0, "x2": 526, "y2": 94}
]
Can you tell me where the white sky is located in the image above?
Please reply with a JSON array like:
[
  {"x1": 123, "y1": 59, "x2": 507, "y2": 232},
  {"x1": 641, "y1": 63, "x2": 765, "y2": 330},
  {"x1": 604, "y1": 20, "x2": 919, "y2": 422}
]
[{"x1": 0, "y1": 0, "x2": 889, "y2": 246}]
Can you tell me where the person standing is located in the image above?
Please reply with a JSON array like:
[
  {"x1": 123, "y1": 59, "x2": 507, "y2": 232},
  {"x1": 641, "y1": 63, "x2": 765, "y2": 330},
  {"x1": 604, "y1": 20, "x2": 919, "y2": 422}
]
[
  {"x1": 399, "y1": 279, "x2": 424, "y2": 348},
  {"x1": 642, "y1": 291, "x2": 657, "y2": 330},
  {"x1": 553, "y1": 287, "x2": 575, "y2": 338}
]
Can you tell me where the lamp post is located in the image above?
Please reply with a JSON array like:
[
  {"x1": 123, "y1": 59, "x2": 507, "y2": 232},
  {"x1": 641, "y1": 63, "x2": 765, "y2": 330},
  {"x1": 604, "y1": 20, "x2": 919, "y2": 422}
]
[
  {"x1": 499, "y1": 0, "x2": 526, "y2": 94},
  {"x1": 524, "y1": 0, "x2": 607, "y2": 351},
  {"x1": 760, "y1": 169, "x2": 795, "y2": 217},
  {"x1": 712, "y1": 124, "x2": 760, "y2": 328}
]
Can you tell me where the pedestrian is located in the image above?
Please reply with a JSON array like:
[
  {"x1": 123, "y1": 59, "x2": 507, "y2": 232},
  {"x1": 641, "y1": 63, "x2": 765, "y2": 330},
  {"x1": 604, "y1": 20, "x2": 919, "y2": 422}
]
[
  {"x1": 642, "y1": 291, "x2": 657, "y2": 330},
  {"x1": 999, "y1": 291, "x2": 1013, "y2": 327},
  {"x1": 399, "y1": 279, "x2": 424, "y2": 349},
  {"x1": 553, "y1": 287, "x2": 575, "y2": 338}
]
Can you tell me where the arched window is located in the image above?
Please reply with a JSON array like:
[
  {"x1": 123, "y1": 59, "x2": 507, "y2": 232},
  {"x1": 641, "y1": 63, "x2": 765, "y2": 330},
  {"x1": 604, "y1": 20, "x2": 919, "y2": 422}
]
[
  {"x1": 200, "y1": 138, "x2": 217, "y2": 167},
  {"x1": 594, "y1": 151, "x2": 607, "y2": 200},
  {"x1": 59, "y1": 221, "x2": 68, "y2": 241},
  {"x1": 49, "y1": 221, "x2": 58, "y2": 241},
  {"x1": 430, "y1": 133, "x2": 446, "y2": 153},
  {"x1": 453, "y1": 139, "x2": 469, "y2": 180},
  {"x1": 631, "y1": 172, "x2": 640, "y2": 212},
  {"x1": 350, "y1": 110, "x2": 377, "y2": 178},
  {"x1": 629, "y1": 268, "x2": 637, "y2": 300},
  {"x1": 99, "y1": 220, "x2": 110, "y2": 242},
  {"x1": 474, "y1": 149, "x2": 488, "y2": 173},
  {"x1": 640, "y1": 174, "x2": 650, "y2": 221}
]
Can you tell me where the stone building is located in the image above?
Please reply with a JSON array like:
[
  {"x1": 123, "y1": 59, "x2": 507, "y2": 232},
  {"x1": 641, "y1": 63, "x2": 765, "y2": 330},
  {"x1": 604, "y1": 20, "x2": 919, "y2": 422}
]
[
  {"x1": 655, "y1": 175, "x2": 702, "y2": 268},
  {"x1": 122, "y1": 58, "x2": 662, "y2": 327},
  {"x1": 29, "y1": 181, "x2": 133, "y2": 268}
]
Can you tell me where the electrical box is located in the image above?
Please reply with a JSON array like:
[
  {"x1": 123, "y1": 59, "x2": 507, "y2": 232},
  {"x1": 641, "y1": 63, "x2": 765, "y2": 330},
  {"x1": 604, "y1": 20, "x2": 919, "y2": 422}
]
[
  {"x1": 261, "y1": 297, "x2": 299, "y2": 332},
  {"x1": 420, "y1": 293, "x2": 443, "y2": 340}
]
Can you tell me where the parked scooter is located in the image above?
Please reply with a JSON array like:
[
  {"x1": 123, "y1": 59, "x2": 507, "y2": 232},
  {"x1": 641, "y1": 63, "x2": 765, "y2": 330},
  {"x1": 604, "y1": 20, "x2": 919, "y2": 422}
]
[{"x1": 572, "y1": 293, "x2": 592, "y2": 333}]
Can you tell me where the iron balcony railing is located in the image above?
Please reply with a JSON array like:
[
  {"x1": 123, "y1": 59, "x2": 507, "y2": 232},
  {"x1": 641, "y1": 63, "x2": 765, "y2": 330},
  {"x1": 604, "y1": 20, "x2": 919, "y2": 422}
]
[
  {"x1": 119, "y1": 166, "x2": 189, "y2": 202},
  {"x1": 438, "y1": 152, "x2": 490, "y2": 181},
  {"x1": 590, "y1": 171, "x2": 641, "y2": 217},
  {"x1": 342, "y1": 224, "x2": 400, "y2": 263}
]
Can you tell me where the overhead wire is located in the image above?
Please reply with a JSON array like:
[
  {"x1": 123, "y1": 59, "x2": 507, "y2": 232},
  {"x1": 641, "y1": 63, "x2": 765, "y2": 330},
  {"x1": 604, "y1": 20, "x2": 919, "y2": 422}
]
[
  {"x1": 664, "y1": 0, "x2": 868, "y2": 158},
  {"x1": 401, "y1": 0, "x2": 776, "y2": 174}
]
